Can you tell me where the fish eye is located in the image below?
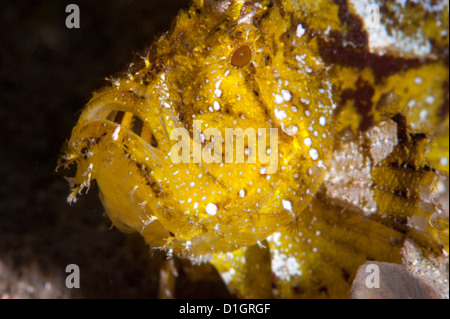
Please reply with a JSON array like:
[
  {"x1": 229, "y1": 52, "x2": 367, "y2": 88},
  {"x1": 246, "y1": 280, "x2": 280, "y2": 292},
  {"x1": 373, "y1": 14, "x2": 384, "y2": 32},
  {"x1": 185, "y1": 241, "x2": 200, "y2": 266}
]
[{"x1": 230, "y1": 44, "x2": 252, "y2": 68}]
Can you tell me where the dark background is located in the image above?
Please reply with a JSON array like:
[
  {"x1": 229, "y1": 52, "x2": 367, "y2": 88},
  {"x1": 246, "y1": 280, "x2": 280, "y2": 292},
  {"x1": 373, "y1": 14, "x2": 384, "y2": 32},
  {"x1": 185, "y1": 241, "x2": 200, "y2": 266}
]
[{"x1": 0, "y1": 0, "x2": 231, "y2": 298}]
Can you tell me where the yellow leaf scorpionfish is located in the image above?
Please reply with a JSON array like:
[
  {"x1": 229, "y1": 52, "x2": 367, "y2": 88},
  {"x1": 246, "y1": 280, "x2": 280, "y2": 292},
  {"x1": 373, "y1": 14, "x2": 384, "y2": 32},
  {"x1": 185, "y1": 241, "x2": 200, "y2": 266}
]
[{"x1": 59, "y1": 0, "x2": 449, "y2": 298}]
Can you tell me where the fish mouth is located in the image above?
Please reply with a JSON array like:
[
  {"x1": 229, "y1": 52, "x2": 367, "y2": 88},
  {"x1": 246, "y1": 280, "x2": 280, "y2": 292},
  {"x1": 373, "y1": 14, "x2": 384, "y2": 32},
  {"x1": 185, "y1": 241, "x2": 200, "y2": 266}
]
[{"x1": 85, "y1": 103, "x2": 160, "y2": 148}]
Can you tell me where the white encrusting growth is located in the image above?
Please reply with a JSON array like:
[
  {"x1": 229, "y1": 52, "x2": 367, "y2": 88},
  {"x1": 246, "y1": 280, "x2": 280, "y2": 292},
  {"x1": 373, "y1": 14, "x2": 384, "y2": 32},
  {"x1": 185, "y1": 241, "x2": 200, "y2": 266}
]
[
  {"x1": 349, "y1": 0, "x2": 432, "y2": 57},
  {"x1": 285, "y1": 125, "x2": 298, "y2": 136},
  {"x1": 274, "y1": 108, "x2": 287, "y2": 121},
  {"x1": 281, "y1": 89, "x2": 292, "y2": 102},
  {"x1": 270, "y1": 249, "x2": 303, "y2": 281},
  {"x1": 275, "y1": 94, "x2": 284, "y2": 104}
]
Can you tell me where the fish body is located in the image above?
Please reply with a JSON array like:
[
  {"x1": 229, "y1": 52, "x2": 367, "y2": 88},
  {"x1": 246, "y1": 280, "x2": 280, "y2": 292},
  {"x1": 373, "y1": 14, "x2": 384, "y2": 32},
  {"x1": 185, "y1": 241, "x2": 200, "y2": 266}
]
[{"x1": 60, "y1": 0, "x2": 449, "y2": 298}]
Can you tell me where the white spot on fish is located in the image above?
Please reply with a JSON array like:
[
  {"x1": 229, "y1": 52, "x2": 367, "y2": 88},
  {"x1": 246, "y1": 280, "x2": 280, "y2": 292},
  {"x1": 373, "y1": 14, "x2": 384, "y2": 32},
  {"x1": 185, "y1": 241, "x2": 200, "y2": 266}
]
[
  {"x1": 319, "y1": 116, "x2": 326, "y2": 126},
  {"x1": 309, "y1": 148, "x2": 319, "y2": 160},
  {"x1": 281, "y1": 89, "x2": 292, "y2": 102},
  {"x1": 282, "y1": 199, "x2": 292, "y2": 212},
  {"x1": 112, "y1": 126, "x2": 121, "y2": 141},
  {"x1": 206, "y1": 203, "x2": 218, "y2": 216},
  {"x1": 304, "y1": 137, "x2": 312, "y2": 147},
  {"x1": 296, "y1": 24, "x2": 306, "y2": 38}
]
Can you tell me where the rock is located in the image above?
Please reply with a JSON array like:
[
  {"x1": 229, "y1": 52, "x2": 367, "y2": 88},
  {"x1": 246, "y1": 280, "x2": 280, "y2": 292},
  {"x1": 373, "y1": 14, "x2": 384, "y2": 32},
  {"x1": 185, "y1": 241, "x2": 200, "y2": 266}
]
[{"x1": 350, "y1": 261, "x2": 443, "y2": 299}]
